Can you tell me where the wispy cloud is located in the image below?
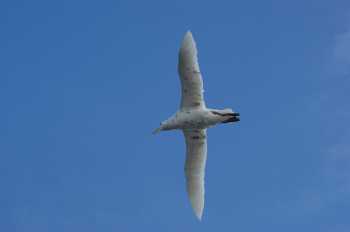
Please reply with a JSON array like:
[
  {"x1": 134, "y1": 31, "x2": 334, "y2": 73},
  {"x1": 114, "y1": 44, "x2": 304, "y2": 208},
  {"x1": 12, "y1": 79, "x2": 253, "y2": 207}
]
[
  {"x1": 331, "y1": 30, "x2": 350, "y2": 77},
  {"x1": 294, "y1": 24, "x2": 350, "y2": 224},
  {"x1": 321, "y1": 25, "x2": 350, "y2": 195},
  {"x1": 323, "y1": 142, "x2": 350, "y2": 193}
]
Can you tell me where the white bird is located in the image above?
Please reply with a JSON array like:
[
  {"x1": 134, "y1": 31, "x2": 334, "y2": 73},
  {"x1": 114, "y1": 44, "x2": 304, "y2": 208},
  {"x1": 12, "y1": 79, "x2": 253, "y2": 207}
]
[{"x1": 153, "y1": 31, "x2": 240, "y2": 220}]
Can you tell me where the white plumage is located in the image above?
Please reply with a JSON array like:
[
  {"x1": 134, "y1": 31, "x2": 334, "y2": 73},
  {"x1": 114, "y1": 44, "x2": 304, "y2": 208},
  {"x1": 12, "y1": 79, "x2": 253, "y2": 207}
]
[{"x1": 154, "y1": 31, "x2": 240, "y2": 220}]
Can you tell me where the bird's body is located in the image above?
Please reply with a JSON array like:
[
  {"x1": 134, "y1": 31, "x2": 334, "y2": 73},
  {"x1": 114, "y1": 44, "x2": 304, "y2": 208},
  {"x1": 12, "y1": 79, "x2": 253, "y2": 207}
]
[
  {"x1": 157, "y1": 108, "x2": 239, "y2": 131},
  {"x1": 154, "y1": 31, "x2": 240, "y2": 220}
]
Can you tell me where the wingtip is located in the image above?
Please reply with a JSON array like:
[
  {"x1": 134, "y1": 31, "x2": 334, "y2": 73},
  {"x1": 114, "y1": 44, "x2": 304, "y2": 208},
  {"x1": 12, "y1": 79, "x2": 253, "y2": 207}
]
[
  {"x1": 181, "y1": 30, "x2": 196, "y2": 51},
  {"x1": 184, "y1": 30, "x2": 193, "y2": 40},
  {"x1": 194, "y1": 208, "x2": 203, "y2": 221},
  {"x1": 189, "y1": 197, "x2": 204, "y2": 221}
]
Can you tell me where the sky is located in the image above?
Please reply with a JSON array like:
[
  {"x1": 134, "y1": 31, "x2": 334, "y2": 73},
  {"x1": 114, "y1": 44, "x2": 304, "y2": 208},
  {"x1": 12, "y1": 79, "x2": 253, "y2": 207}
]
[{"x1": 1, "y1": 0, "x2": 350, "y2": 231}]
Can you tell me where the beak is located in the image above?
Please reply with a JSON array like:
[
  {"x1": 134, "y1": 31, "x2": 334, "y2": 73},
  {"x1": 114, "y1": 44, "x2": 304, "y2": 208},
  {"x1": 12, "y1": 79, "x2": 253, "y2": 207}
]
[{"x1": 152, "y1": 127, "x2": 161, "y2": 135}]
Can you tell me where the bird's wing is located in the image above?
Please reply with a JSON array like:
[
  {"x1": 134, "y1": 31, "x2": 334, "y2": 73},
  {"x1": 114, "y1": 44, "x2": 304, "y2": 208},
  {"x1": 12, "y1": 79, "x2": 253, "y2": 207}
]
[
  {"x1": 178, "y1": 31, "x2": 206, "y2": 110},
  {"x1": 183, "y1": 129, "x2": 207, "y2": 220}
]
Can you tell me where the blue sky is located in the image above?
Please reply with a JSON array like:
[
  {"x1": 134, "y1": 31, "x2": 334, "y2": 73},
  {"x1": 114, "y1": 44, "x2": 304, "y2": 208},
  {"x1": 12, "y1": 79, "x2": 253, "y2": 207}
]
[{"x1": 1, "y1": 0, "x2": 350, "y2": 231}]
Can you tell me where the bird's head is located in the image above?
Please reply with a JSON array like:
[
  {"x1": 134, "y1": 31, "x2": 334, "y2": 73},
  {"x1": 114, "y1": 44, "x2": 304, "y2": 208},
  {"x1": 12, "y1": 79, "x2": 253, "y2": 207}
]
[
  {"x1": 152, "y1": 123, "x2": 163, "y2": 134},
  {"x1": 152, "y1": 120, "x2": 172, "y2": 134}
]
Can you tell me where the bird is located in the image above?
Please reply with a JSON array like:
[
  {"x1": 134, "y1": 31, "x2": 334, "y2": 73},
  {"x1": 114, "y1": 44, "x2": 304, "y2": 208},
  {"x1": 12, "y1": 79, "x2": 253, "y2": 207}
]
[{"x1": 153, "y1": 31, "x2": 240, "y2": 220}]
